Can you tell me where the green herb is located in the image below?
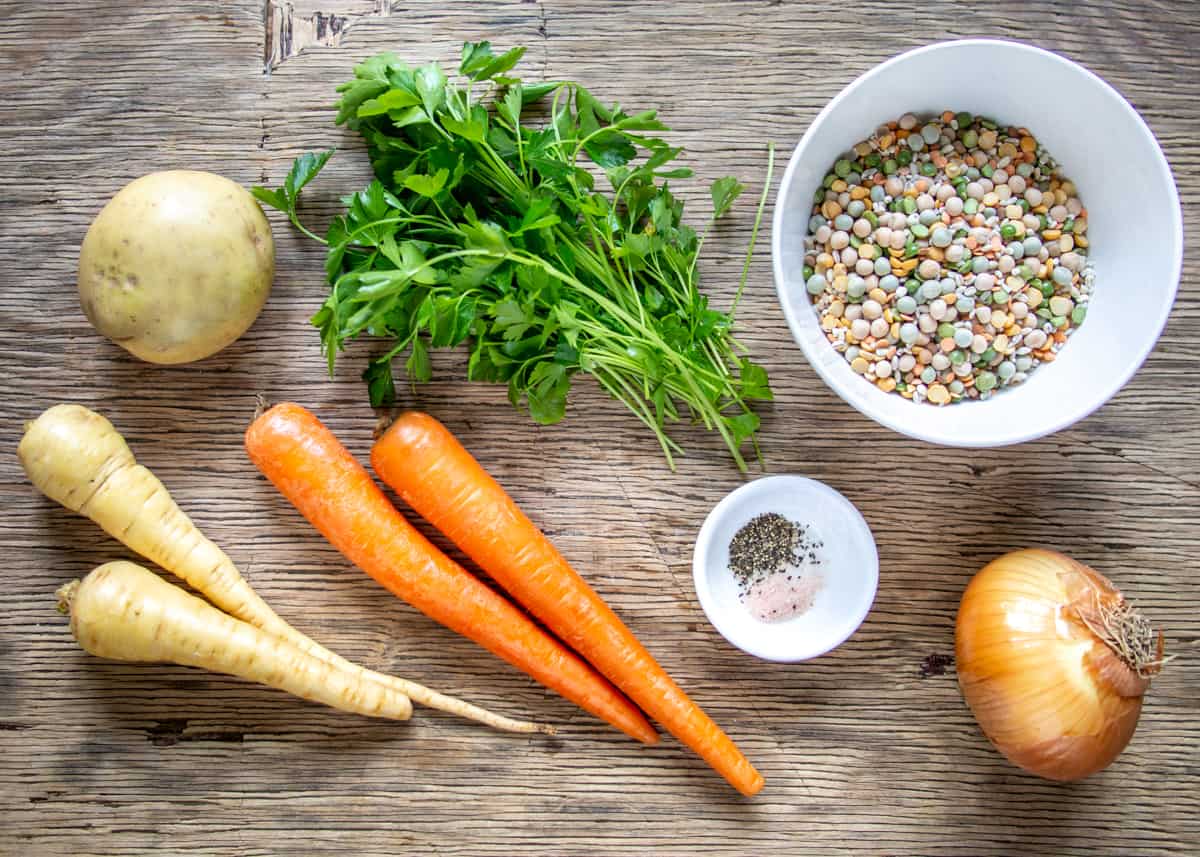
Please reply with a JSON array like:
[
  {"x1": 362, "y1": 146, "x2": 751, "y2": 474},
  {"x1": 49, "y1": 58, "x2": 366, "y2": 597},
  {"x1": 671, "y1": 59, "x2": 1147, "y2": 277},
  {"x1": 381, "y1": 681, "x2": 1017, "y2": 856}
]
[
  {"x1": 251, "y1": 150, "x2": 334, "y2": 243},
  {"x1": 255, "y1": 42, "x2": 773, "y2": 470}
]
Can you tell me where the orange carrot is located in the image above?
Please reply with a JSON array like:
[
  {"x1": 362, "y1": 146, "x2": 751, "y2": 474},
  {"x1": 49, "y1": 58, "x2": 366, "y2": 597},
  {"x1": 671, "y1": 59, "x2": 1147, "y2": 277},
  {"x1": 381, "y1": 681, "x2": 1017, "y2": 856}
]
[
  {"x1": 244, "y1": 402, "x2": 656, "y2": 744},
  {"x1": 372, "y1": 412, "x2": 764, "y2": 796}
]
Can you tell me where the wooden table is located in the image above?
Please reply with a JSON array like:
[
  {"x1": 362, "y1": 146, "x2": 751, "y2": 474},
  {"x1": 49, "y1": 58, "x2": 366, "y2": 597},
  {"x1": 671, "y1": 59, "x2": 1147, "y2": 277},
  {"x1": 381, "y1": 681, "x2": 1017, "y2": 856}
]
[{"x1": 2, "y1": 2, "x2": 1197, "y2": 854}]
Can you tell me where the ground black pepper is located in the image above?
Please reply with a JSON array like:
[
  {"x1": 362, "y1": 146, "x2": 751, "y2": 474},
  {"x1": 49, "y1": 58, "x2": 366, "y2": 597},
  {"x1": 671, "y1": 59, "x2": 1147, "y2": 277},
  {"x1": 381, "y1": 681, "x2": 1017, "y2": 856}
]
[
  {"x1": 728, "y1": 512, "x2": 823, "y2": 589},
  {"x1": 920, "y1": 653, "x2": 955, "y2": 678}
]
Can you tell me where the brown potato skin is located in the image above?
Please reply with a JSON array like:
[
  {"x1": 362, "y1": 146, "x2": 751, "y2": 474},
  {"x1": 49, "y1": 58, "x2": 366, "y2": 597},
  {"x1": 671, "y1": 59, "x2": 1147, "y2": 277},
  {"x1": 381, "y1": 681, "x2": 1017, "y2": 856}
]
[{"x1": 78, "y1": 170, "x2": 275, "y2": 364}]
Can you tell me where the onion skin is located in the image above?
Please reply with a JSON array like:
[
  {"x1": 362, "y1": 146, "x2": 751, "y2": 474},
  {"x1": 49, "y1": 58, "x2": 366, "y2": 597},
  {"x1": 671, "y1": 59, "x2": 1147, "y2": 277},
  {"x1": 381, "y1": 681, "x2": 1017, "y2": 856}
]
[{"x1": 956, "y1": 549, "x2": 1149, "y2": 781}]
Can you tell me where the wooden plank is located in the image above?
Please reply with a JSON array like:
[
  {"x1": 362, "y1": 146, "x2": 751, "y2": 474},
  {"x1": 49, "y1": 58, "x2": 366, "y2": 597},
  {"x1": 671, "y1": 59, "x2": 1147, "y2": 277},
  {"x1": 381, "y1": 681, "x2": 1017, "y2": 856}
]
[{"x1": 0, "y1": 1, "x2": 1197, "y2": 854}]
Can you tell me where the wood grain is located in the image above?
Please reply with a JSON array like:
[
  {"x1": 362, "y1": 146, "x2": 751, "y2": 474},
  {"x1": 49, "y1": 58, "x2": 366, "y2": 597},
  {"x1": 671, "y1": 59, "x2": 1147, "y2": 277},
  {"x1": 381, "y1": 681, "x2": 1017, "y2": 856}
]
[{"x1": 1, "y1": 1, "x2": 1197, "y2": 854}]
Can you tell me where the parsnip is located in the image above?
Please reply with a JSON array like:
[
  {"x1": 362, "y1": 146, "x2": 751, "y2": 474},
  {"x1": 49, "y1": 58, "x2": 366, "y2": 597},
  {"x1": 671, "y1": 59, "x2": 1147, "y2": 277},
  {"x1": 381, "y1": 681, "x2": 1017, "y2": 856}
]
[
  {"x1": 60, "y1": 562, "x2": 413, "y2": 720},
  {"x1": 21, "y1": 404, "x2": 279, "y2": 627},
  {"x1": 21, "y1": 403, "x2": 552, "y2": 734}
]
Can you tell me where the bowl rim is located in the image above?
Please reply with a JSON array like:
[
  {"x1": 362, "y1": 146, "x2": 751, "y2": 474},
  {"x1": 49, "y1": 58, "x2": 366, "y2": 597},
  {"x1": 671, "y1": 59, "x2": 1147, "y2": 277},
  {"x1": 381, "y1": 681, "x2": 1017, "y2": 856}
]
[
  {"x1": 770, "y1": 37, "x2": 1184, "y2": 447},
  {"x1": 691, "y1": 474, "x2": 879, "y2": 662}
]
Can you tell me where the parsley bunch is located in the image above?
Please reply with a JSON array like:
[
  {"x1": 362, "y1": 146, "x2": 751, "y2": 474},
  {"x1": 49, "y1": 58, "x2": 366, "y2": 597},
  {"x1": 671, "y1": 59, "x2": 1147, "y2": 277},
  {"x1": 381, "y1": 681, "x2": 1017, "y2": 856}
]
[{"x1": 255, "y1": 42, "x2": 773, "y2": 470}]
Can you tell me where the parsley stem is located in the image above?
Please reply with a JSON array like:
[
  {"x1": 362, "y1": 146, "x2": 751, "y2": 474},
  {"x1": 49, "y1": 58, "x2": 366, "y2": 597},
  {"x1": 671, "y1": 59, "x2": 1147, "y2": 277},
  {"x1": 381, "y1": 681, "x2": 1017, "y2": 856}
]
[
  {"x1": 290, "y1": 216, "x2": 327, "y2": 245},
  {"x1": 591, "y1": 366, "x2": 680, "y2": 467},
  {"x1": 730, "y1": 142, "x2": 775, "y2": 317}
]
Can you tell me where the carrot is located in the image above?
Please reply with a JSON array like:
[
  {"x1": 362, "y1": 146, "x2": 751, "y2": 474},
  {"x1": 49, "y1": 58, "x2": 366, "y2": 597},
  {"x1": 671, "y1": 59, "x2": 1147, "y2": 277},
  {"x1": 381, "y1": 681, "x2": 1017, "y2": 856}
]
[
  {"x1": 60, "y1": 561, "x2": 413, "y2": 721},
  {"x1": 372, "y1": 412, "x2": 765, "y2": 796},
  {"x1": 243, "y1": 402, "x2": 657, "y2": 744},
  {"x1": 19, "y1": 403, "x2": 543, "y2": 735}
]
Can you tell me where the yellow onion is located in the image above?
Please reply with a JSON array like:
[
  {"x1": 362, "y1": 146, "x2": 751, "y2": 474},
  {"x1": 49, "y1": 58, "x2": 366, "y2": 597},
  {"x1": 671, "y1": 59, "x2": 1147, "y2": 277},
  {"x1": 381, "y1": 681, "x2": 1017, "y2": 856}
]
[{"x1": 955, "y1": 548, "x2": 1164, "y2": 781}]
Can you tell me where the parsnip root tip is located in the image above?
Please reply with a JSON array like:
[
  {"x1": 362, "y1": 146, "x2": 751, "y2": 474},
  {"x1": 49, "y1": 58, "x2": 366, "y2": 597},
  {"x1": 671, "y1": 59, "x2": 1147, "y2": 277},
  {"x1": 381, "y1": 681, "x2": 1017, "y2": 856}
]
[{"x1": 56, "y1": 580, "x2": 81, "y2": 614}]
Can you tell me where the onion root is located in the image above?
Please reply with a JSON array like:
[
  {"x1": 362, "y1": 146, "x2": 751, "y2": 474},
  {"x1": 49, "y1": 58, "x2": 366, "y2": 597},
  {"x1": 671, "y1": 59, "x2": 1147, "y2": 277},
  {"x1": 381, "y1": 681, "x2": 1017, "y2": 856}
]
[{"x1": 1076, "y1": 593, "x2": 1169, "y2": 679}]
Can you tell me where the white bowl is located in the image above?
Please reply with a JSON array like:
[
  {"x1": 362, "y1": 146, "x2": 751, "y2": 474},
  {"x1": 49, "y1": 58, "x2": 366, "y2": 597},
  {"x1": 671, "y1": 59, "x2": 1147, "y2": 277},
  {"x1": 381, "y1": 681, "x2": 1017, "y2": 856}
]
[
  {"x1": 692, "y1": 475, "x2": 878, "y2": 662},
  {"x1": 771, "y1": 39, "x2": 1182, "y2": 447}
]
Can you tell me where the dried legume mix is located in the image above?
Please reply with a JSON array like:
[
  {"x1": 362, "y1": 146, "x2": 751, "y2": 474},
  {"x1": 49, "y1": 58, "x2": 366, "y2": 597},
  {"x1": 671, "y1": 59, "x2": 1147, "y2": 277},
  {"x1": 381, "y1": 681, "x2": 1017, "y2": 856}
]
[{"x1": 802, "y1": 111, "x2": 1094, "y2": 405}]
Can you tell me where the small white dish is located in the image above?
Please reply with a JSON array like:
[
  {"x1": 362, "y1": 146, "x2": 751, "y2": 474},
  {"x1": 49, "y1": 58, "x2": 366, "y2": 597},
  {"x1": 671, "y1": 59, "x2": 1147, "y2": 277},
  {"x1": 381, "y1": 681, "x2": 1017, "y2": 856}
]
[{"x1": 692, "y1": 475, "x2": 878, "y2": 662}]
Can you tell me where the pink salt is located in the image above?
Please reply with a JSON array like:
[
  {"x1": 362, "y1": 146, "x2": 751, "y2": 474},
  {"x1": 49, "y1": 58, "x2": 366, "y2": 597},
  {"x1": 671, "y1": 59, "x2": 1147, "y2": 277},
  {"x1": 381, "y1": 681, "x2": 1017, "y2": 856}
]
[{"x1": 741, "y1": 568, "x2": 823, "y2": 623}]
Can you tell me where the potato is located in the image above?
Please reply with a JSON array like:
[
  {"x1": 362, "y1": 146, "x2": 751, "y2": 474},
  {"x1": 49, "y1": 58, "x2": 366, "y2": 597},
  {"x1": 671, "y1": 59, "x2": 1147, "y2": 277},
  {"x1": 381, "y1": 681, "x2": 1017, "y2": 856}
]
[{"x1": 78, "y1": 170, "x2": 275, "y2": 364}]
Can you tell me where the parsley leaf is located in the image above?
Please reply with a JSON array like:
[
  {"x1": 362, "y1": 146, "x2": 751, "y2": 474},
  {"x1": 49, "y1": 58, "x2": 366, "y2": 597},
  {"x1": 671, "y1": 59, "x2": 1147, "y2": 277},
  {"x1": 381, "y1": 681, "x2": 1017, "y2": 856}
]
[
  {"x1": 415, "y1": 63, "x2": 447, "y2": 116},
  {"x1": 362, "y1": 358, "x2": 397, "y2": 406},
  {"x1": 710, "y1": 176, "x2": 744, "y2": 220},
  {"x1": 404, "y1": 168, "x2": 449, "y2": 197},
  {"x1": 252, "y1": 149, "x2": 335, "y2": 243},
  {"x1": 406, "y1": 336, "x2": 432, "y2": 383}
]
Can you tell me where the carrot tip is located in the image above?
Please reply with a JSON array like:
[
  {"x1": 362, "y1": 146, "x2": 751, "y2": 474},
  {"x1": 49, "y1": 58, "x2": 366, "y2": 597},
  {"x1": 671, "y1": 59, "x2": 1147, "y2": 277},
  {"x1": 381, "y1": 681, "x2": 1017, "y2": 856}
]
[{"x1": 740, "y1": 774, "x2": 766, "y2": 797}]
